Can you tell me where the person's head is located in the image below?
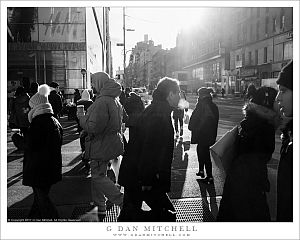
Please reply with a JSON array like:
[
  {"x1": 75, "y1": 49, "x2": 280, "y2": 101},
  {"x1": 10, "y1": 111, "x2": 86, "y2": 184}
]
[
  {"x1": 275, "y1": 60, "x2": 293, "y2": 117},
  {"x1": 250, "y1": 86, "x2": 278, "y2": 109},
  {"x1": 30, "y1": 82, "x2": 39, "y2": 94},
  {"x1": 29, "y1": 84, "x2": 50, "y2": 109},
  {"x1": 81, "y1": 89, "x2": 91, "y2": 101},
  {"x1": 246, "y1": 84, "x2": 256, "y2": 98},
  {"x1": 153, "y1": 77, "x2": 180, "y2": 108},
  {"x1": 197, "y1": 87, "x2": 212, "y2": 100},
  {"x1": 91, "y1": 71, "x2": 110, "y2": 94},
  {"x1": 15, "y1": 86, "x2": 26, "y2": 97},
  {"x1": 49, "y1": 82, "x2": 59, "y2": 92}
]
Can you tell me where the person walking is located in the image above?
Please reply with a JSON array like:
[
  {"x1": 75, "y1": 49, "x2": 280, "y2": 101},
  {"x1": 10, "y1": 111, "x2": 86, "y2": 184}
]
[
  {"x1": 23, "y1": 84, "x2": 63, "y2": 220},
  {"x1": 73, "y1": 89, "x2": 81, "y2": 105},
  {"x1": 118, "y1": 77, "x2": 180, "y2": 222},
  {"x1": 123, "y1": 91, "x2": 145, "y2": 140},
  {"x1": 10, "y1": 86, "x2": 30, "y2": 137},
  {"x1": 217, "y1": 86, "x2": 279, "y2": 221},
  {"x1": 188, "y1": 87, "x2": 219, "y2": 184},
  {"x1": 48, "y1": 82, "x2": 63, "y2": 119},
  {"x1": 173, "y1": 90, "x2": 188, "y2": 137},
  {"x1": 275, "y1": 60, "x2": 293, "y2": 222},
  {"x1": 77, "y1": 72, "x2": 124, "y2": 220}
]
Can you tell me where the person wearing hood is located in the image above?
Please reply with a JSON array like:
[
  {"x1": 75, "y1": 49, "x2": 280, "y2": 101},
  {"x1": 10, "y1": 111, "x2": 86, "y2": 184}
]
[
  {"x1": 118, "y1": 77, "x2": 180, "y2": 222},
  {"x1": 23, "y1": 84, "x2": 63, "y2": 220},
  {"x1": 188, "y1": 87, "x2": 219, "y2": 184},
  {"x1": 123, "y1": 91, "x2": 145, "y2": 140},
  {"x1": 48, "y1": 81, "x2": 63, "y2": 119},
  {"x1": 275, "y1": 60, "x2": 293, "y2": 222},
  {"x1": 77, "y1": 71, "x2": 124, "y2": 220},
  {"x1": 9, "y1": 86, "x2": 30, "y2": 136},
  {"x1": 217, "y1": 86, "x2": 280, "y2": 221}
]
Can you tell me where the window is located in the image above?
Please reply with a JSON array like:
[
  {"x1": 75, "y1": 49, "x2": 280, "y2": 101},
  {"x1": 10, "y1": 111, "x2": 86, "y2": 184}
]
[
  {"x1": 248, "y1": 51, "x2": 252, "y2": 65},
  {"x1": 255, "y1": 50, "x2": 258, "y2": 65},
  {"x1": 274, "y1": 43, "x2": 284, "y2": 62},
  {"x1": 273, "y1": 17, "x2": 277, "y2": 32},
  {"x1": 236, "y1": 55, "x2": 240, "y2": 61},
  {"x1": 250, "y1": 24, "x2": 253, "y2": 40},
  {"x1": 264, "y1": 47, "x2": 268, "y2": 63},
  {"x1": 265, "y1": 16, "x2": 269, "y2": 34},
  {"x1": 280, "y1": 8, "x2": 285, "y2": 29},
  {"x1": 284, "y1": 41, "x2": 293, "y2": 60},
  {"x1": 256, "y1": 21, "x2": 260, "y2": 40},
  {"x1": 242, "y1": 53, "x2": 245, "y2": 64}
]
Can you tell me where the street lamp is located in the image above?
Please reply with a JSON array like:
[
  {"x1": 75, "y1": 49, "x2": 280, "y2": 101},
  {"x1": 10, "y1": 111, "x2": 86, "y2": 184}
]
[{"x1": 81, "y1": 68, "x2": 86, "y2": 89}]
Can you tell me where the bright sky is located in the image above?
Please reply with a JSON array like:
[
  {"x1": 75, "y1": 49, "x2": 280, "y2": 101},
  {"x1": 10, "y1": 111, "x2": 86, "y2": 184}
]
[{"x1": 109, "y1": 7, "x2": 207, "y2": 75}]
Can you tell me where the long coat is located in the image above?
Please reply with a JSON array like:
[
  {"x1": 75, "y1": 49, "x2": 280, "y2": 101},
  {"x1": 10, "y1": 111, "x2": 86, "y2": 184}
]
[
  {"x1": 217, "y1": 104, "x2": 276, "y2": 221},
  {"x1": 23, "y1": 113, "x2": 63, "y2": 187},
  {"x1": 276, "y1": 120, "x2": 293, "y2": 221},
  {"x1": 48, "y1": 90, "x2": 63, "y2": 117},
  {"x1": 11, "y1": 93, "x2": 30, "y2": 128},
  {"x1": 118, "y1": 99, "x2": 174, "y2": 192},
  {"x1": 188, "y1": 97, "x2": 219, "y2": 146}
]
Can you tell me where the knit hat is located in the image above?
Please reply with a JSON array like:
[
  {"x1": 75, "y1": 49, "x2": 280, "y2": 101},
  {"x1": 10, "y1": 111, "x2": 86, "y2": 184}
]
[
  {"x1": 276, "y1": 60, "x2": 293, "y2": 90},
  {"x1": 197, "y1": 87, "x2": 211, "y2": 98},
  {"x1": 81, "y1": 89, "x2": 91, "y2": 101},
  {"x1": 29, "y1": 84, "x2": 50, "y2": 108}
]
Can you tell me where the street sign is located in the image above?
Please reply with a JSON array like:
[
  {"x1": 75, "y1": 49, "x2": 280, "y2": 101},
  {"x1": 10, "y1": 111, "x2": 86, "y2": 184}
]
[{"x1": 116, "y1": 43, "x2": 124, "y2": 46}]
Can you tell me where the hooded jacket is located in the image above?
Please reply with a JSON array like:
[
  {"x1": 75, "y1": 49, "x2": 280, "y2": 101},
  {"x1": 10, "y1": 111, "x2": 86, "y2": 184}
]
[
  {"x1": 119, "y1": 89, "x2": 174, "y2": 192},
  {"x1": 79, "y1": 76, "x2": 124, "y2": 162},
  {"x1": 124, "y1": 92, "x2": 145, "y2": 127}
]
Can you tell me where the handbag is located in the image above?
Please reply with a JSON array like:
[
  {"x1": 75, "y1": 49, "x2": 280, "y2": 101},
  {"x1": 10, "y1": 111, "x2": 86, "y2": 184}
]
[{"x1": 210, "y1": 125, "x2": 239, "y2": 175}]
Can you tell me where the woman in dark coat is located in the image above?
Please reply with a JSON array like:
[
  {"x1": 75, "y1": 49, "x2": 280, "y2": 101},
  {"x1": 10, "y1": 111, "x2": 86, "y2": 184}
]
[
  {"x1": 217, "y1": 86, "x2": 279, "y2": 221},
  {"x1": 275, "y1": 60, "x2": 293, "y2": 221},
  {"x1": 23, "y1": 84, "x2": 63, "y2": 220},
  {"x1": 188, "y1": 87, "x2": 219, "y2": 184}
]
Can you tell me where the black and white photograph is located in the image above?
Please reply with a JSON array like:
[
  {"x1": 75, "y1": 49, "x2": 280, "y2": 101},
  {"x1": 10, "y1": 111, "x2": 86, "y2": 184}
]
[{"x1": 1, "y1": 1, "x2": 299, "y2": 239}]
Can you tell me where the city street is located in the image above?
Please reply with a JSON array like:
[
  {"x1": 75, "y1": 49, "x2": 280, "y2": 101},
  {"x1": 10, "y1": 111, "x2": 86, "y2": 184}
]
[{"x1": 7, "y1": 94, "x2": 282, "y2": 221}]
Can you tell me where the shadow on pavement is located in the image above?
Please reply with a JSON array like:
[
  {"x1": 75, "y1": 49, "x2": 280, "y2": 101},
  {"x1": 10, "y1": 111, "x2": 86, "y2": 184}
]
[
  {"x1": 169, "y1": 138, "x2": 190, "y2": 199},
  {"x1": 196, "y1": 179, "x2": 218, "y2": 220}
]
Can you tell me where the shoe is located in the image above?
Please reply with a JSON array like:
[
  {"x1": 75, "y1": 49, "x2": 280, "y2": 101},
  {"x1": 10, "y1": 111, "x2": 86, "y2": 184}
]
[
  {"x1": 175, "y1": 132, "x2": 179, "y2": 137},
  {"x1": 196, "y1": 171, "x2": 205, "y2": 178},
  {"x1": 180, "y1": 128, "x2": 183, "y2": 136},
  {"x1": 201, "y1": 176, "x2": 214, "y2": 185}
]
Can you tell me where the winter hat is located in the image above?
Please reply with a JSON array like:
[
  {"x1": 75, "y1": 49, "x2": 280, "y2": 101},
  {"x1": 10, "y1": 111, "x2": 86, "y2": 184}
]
[
  {"x1": 91, "y1": 72, "x2": 110, "y2": 93},
  {"x1": 276, "y1": 60, "x2": 293, "y2": 90},
  {"x1": 29, "y1": 84, "x2": 50, "y2": 108},
  {"x1": 197, "y1": 87, "x2": 211, "y2": 99},
  {"x1": 81, "y1": 89, "x2": 91, "y2": 101}
]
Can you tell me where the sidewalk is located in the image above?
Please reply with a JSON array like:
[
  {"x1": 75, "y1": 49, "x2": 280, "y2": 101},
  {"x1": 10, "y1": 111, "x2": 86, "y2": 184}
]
[{"x1": 7, "y1": 116, "x2": 217, "y2": 222}]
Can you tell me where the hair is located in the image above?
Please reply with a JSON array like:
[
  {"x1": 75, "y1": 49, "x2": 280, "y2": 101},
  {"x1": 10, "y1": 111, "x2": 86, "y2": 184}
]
[
  {"x1": 250, "y1": 86, "x2": 278, "y2": 109},
  {"x1": 49, "y1": 81, "x2": 59, "y2": 88},
  {"x1": 153, "y1": 77, "x2": 179, "y2": 101}
]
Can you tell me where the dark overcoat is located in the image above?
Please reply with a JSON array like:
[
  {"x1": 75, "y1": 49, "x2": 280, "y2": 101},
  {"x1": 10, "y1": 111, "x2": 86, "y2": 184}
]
[
  {"x1": 276, "y1": 120, "x2": 293, "y2": 221},
  {"x1": 48, "y1": 90, "x2": 63, "y2": 117},
  {"x1": 217, "y1": 106, "x2": 276, "y2": 221},
  {"x1": 119, "y1": 99, "x2": 174, "y2": 192},
  {"x1": 23, "y1": 113, "x2": 63, "y2": 187},
  {"x1": 188, "y1": 97, "x2": 219, "y2": 146}
]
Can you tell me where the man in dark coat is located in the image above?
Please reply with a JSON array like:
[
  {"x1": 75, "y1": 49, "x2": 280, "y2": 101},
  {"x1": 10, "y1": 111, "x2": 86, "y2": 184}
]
[
  {"x1": 48, "y1": 82, "x2": 63, "y2": 119},
  {"x1": 275, "y1": 60, "x2": 293, "y2": 222},
  {"x1": 188, "y1": 87, "x2": 219, "y2": 184},
  {"x1": 23, "y1": 84, "x2": 63, "y2": 220},
  {"x1": 118, "y1": 77, "x2": 180, "y2": 221}
]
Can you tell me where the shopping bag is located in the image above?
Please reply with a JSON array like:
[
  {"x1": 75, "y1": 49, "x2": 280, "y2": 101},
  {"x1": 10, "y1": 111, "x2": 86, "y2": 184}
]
[
  {"x1": 210, "y1": 125, "x2": 239, "y2": 174},
  {"x1": 184, "y1": 113, "x2": 190, "y2": 124}
]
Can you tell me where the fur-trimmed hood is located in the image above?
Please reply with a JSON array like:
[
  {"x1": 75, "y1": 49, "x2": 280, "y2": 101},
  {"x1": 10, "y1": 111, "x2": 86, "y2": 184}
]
[{"x1": 243, "y1": 102, "x2": 281, "y2": 128}]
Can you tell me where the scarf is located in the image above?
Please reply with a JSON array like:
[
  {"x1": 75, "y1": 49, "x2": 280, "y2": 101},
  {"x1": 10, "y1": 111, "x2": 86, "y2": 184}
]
[{"x1": 28, "y1": 103, "x2": 54, "y2": 123}]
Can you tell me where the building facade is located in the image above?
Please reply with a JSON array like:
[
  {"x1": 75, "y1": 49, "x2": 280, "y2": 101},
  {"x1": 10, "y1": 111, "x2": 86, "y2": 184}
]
[
  {"x1": 7, "y1": 7, "x2": 112, "y2": 96},
  {"x1": 228, "y1": 7, "x2": 293, "y2": 92}
]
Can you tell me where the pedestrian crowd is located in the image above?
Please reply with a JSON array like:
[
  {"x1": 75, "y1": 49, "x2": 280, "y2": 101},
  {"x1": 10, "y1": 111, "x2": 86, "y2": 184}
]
[{"x1": 8, "y1": 60, "x2": 293, "y2": 222}]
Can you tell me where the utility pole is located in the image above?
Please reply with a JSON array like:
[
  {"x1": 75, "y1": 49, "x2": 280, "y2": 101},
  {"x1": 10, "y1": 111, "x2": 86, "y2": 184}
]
[{"x1": 123, "y1": 7, "x2": 126, "y2": 86}]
